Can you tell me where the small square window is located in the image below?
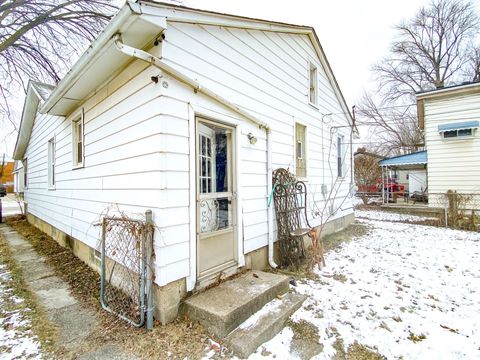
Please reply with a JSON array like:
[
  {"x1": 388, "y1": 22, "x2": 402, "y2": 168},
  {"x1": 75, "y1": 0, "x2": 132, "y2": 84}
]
[{"x1": 458, "y1": 128, "x2": 472, "y2": 137}]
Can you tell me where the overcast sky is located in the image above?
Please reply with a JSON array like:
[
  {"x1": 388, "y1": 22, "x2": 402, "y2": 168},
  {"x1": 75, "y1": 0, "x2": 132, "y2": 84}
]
[{"x1": 182, "y1": 0, "x2": 440, "y2": 108}]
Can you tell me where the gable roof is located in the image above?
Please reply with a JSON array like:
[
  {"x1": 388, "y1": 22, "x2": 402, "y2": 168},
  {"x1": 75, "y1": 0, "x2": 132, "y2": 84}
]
[
  {"x1": 13, "y1": 81, "x2": 54, "y2": 160},
  {"x1": 40, "y1": 1, "x2": 353, "y2": 124}
]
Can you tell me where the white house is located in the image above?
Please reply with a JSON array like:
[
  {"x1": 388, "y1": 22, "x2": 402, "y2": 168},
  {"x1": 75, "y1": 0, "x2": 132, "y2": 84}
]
[
  {"x1": 417, "y1": 82, "x2": 480, "y2": 207},
  {"x1": 13, "y1": 1, "x2": 355, "y2": 323}
]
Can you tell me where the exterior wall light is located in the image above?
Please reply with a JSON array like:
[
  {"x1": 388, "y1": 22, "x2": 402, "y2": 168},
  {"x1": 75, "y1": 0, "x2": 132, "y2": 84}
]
[{"x1": 247, "y1": 133, "x2": 257, "y2": 145}]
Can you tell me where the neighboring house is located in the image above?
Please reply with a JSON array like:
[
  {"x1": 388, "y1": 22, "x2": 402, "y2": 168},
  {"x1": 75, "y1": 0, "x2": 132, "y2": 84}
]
[
  {"x1": 0, "y1": 158, "x2": 15, "y2": 193},
  {"x1": 12, "y1": 1, "x2": 355, "y2": 324},
  {"x1": 417, "y1": 82, "x2": 480, "y2": 206}
]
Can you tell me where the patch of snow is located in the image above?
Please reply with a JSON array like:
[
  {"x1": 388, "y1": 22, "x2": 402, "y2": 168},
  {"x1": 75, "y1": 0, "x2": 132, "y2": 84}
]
[
  {"x1": 249, "y1": 326, "x2": 295, "y2": 359},
  {"x1": 293, "y1": 220, "x2": 480, "y2": 359},
  {"x1": 239, "y1": 299, "x2": 283, "y2": 330},
  {"x1": 355, "y1": 209, "x2": 436, "y2": 222},
  {"x1": 246, "y1": 219, "x2": 479, "y2": 359},
  {"x1": 0, "y1": 263, "x2": 42, "y2": 359}
]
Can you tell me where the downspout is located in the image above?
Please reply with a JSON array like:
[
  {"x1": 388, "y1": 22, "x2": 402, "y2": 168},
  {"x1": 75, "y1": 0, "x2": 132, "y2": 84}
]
[
  {"x1": 113, "y1": 35, "x2": 277, "y2": 268},
  {"x1": 266, "y1": 128, "x2": 277, "y2": 268}
]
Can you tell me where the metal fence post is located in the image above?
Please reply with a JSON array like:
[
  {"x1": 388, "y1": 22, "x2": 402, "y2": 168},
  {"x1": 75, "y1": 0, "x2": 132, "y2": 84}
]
[
  {"x1": 145, "y1": 210, "x2": 154, "y2": 330},
  {"x1": 444, "y1": 205, "x2": 448, "y2": 228}
]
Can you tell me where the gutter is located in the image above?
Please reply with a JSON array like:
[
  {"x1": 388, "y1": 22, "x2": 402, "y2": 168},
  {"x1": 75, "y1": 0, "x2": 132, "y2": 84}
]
[{"x1": 113, "y1": 35, "x2": 277, "y2": 268}]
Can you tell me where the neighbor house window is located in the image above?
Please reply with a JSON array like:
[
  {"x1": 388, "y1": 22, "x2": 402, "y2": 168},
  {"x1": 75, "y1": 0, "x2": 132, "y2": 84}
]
[
  {"x1": 309, "y1": 62, "x2": 318, "y2": 105},
  {"x1": 295, "y1": 123, "x2": 306, "y2": 177},
  {"x1": 442, "y1": 128, "x2": 473, "y2": 138},
  {"x1": 337, "y1": 135, "x2": 346, "y2": 178},
  {"x1": 438, "y1": 121, "x2": 478, "y2": 139},
  {"x1": 48, "y1": 138, "x2": 55, "y2": 188},
  {"x1": 72, "y1": 114, "x2": 84, "y2": 167}
]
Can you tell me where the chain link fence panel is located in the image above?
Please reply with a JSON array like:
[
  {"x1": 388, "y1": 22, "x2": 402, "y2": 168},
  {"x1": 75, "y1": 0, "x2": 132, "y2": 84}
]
[{"x1": 100, "y1": 214, "x2": 154, "y2": 327}]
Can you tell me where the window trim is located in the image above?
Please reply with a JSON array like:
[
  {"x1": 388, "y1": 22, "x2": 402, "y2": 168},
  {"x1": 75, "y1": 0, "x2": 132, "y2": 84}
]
[
  {"x1": 71, "y1": 109, "x2": 84, "y2": 169},
  {"x1": 337, "y1": 135, "x2": 346, "y2": 178},
  {"x1": 308, "y1": 61, "x2": 318, "y2": 107},
  {"x1": 441, "y1": 128, "x2": 475, "y2": 140},
  {"x1": 47, "y1": 137, "x2": 56, "y2": 189},
  {"x1": 23, "y1": 158, "x2": 28, "y2": 189}
]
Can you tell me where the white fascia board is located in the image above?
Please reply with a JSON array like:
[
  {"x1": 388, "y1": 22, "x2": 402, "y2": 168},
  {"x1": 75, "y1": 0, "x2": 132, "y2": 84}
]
[
  {"x1": 138, "y1": 1, "x2": 311, "y2": 34},
  {"x1": 13, "y1": 83, "x2": 41, "y2": 160}
]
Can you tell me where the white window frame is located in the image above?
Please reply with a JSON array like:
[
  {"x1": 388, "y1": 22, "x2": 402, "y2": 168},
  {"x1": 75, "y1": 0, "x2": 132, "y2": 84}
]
[
  {"x1": 337, "y1": 135, "x2": 346, "y2": 178},
  {"x1": 23, "y1": 158, "x2": 28, "y2": 189},
  {"x1": 48, "y1": 137, "x2": 56, "y2": 189},
  {"x1": 308, "y1": 61, "x2": 318, "y2": 107},
  {"x1": 72, "y1": 110, "x2": 84, "y2": 168},
  {"x1": 295, "y1": 122, "x2": 307, "y2": 178}
]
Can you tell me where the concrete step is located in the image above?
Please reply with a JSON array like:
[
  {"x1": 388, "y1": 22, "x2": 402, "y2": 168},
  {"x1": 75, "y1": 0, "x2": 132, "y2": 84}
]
[
  {"x1": 182, "y1": 271, "x2": 290, "y2": 338},
  {"x1": 225, "y1": 292, "x2": 307, "y2": 358}
]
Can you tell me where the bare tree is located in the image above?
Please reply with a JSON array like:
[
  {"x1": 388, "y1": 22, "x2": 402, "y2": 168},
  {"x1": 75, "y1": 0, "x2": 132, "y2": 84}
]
[
  {"x1": 359, "y1": 0, "x2": 479, "y2": 153},
  {"x1": 0, "y1": 0, "x2": 118, "y2": 142},
  {"x1": 375, "y1": 0, "x2": 479, "y2": 101},
  {"x1": 358, "y1": 94, "x2": 425, "y2": 155}
]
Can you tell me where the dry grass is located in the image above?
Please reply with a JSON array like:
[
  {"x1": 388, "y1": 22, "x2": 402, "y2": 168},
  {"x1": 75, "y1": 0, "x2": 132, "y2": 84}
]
[
  {"x1": 0, "y1": 230, "x2": 56, "y2": 353},
  {"x1": 333, "y1": 337, "x2": 386, "y2": 360},
  {"x1": 5, "y1": 216, "x2": 212, "y2": 359}
]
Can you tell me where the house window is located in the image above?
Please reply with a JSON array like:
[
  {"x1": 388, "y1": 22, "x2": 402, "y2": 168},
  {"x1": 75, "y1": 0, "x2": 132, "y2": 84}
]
[
  {"x1": 337, "y1": 135, "x2": 346, "y2": 178},
  {"x1": 438, "y1": 121, "x2": 478, "y2": 139},
  {"x1": 443, "y1": 128, "x2": 472, "y2": 138},
  {"x1": 48, "y1": 138, "x2": 55, "y2": 188},
  {"x1": 23, "y1": 158, "x2": 27, "y2": 188},
  {"x1": 72, "y1": 115, "x2": 84, "y2": 167},
  {"x1": 309, "y1": 62, "x2": 318, "y2": 105},
  {"x1": 295, "y1": 123, "x2": 306, "y2": 177}
]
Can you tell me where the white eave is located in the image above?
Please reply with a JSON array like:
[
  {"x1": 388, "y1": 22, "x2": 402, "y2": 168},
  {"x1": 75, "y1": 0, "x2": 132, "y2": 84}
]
[
  {"x1": 40, "y1": 1, "x2": 167, "y2": 116},
  {"x1": 13, "y1": 81, "x2": 54, "y2": 160}
]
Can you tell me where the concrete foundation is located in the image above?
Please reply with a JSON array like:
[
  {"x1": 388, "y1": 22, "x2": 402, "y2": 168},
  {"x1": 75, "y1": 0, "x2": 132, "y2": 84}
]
[{"x1": 24, "y1": 210, "x2": 354, "y2": 325}]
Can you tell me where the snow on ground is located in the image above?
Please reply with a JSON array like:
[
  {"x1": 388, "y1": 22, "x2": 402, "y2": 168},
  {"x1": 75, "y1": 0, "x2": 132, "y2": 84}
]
[
  {"x1": 0, "y1": 264, "x2": 42, "y2": 359},
  {"x1": 355, "y1": 209, "x2": 436, "y2": 222},
  {"x1": 252, "y1": 219, "x2": 480, "y2": 359}
]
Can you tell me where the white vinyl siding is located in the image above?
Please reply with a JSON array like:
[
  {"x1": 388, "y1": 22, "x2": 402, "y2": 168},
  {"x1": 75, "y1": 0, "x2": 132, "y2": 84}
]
[
  {"x1": 423, "y1": 92, "x2": 480, "y2": 198},
  {"x1": 22, "y1": 17, "x2": 353, "y2": 289},
  {"x1": 163, "y1": 21, "x2": 353, "y2": 254}
]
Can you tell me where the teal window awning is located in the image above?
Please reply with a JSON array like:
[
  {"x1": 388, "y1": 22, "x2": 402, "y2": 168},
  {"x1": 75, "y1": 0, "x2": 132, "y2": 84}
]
[{"x1": 438, "y1": 121, "x2": 479, "y2": 132}]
